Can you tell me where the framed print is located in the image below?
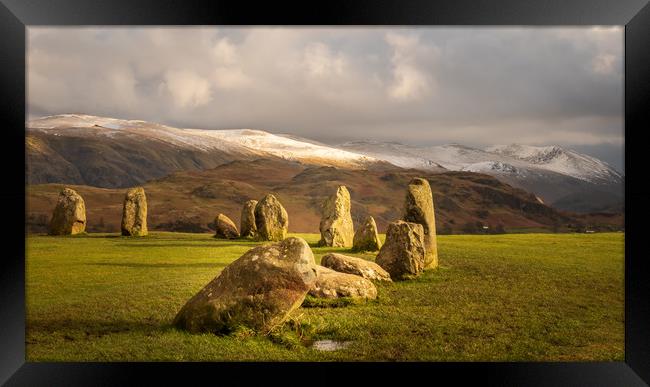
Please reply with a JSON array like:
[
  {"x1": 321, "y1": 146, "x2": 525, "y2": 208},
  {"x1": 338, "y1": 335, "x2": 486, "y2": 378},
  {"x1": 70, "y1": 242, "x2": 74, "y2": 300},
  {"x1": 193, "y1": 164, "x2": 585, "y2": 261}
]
[{"x1": 2, "y1": 0, "x2": 649, "y2": 385}]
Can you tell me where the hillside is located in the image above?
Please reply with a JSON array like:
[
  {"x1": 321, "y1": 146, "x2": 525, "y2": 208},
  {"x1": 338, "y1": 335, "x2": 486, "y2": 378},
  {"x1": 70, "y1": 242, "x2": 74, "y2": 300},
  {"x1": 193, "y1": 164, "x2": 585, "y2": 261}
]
[
  {"x1": 26, "y1": 114, "x2": 623, "y2": 214},
  {"x1": 26, "y1": 159, "x2": 622, "y2": 234},
  {"x1": 339, "y1": 141, "x2": 623, "y2": 213},
  {"x1": 26, "y1": 114, "x2": 390, "y2": 188}
]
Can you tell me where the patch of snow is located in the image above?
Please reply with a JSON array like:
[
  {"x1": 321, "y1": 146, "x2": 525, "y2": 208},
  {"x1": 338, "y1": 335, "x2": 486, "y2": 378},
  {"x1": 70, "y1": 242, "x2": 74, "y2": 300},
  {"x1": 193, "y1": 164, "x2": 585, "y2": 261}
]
[
  {"x1": 99, "y1": 122, "x2": 122, "y2": 130},
  {"x1": 486, "y1": 144, "x2": 623, "y2": 183},
  {"x1": 27, "y1": 115, "x2": 622, "y2": 184},
  {"x1": 341, "y1": 140, "x2": 622, "y2": 184},
  {"x1": 338, "y1": 141, "x2": 445, "y2": 170},
  {"x1": 178, "y1": 128, "x2": 379, "y2": 166},
  {"x1": 26, "y1": 114, "x2": 378, "y2": 168},
  {"x1": 461, "y1": 161, "x2": 518, "y2": 174}
]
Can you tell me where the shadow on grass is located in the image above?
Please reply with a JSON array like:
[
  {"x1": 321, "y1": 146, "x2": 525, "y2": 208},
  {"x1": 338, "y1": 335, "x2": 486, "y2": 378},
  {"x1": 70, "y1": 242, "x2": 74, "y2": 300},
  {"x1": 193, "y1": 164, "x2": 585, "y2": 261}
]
[
  {"x1": 33, "y1": 233, "x2": 123, "y2": 239},
  {"x1": 27, "y1": 317, "x2": 173, "y2": 337},
  {"x1": 301, "y1": 296, "x2": 361, "y2": 308},
  {"x1": 307, "y1": 242, "x2": 356, "y2": 253},
  {"x1": 112, "y1": 243, "x2": 258, "y2": 248},
  {"x1": 87, "y1": 262, "x2": 229, "y2": 269}
]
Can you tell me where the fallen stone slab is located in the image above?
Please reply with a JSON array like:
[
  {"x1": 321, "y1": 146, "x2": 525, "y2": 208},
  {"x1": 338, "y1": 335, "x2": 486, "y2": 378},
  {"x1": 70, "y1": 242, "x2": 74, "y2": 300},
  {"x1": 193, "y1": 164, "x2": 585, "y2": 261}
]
[{"x1": 321, "y1": 253, "x2": 391, "y2": 282}]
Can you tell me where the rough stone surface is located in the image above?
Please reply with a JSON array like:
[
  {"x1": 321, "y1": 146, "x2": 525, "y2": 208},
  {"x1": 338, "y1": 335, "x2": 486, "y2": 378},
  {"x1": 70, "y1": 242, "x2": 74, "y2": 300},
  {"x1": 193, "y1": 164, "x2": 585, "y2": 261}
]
[
  {"x1": 173, "y1": 237, "x2": 317, "y2": 334},
  {"x1": 49, "y1": 188, "x2": 86, "y2": 235},
  {"x1": 121, "y1": 187, "x2": 148, "y2": 236},
  {"x1": 375, "y1": 220, "x2": 426, "y2": 280},
  {"x1": 214, "y1": 213, "x2": 240, "y2": 239},
  {"x1": 321, "y1": 253, "x2": 391, "y2": 282},
  {"x1": 318, "y1": 185, "x2": 354, "y2": 247},
  {"x1": 309, "y1": 265, "x2": 377, "y2": 300},
  {"x1": 254, "y1": 194, "x2": 289, "y2": 241},
  {"x1": 352, "y1": 216, "x2": 382, "y2": 252},
  {"x1": 240, "y1": 200, "x2": 258, "y2": 238},
  {"x1": 404, "y1": 178, "x2": 438, "y2": 268}
]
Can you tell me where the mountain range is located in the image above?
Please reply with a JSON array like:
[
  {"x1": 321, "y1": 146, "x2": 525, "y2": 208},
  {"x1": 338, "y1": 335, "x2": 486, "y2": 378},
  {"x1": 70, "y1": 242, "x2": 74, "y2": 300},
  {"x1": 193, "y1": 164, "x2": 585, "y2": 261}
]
[
  {"x1": 338, "y1": 141, "x2": 624, "y2": 213},
  {"x1": 26, "y1": 114, "x2": 386, "y2": 187},
  {"x1": 27, "y1": 114, "x2": 624, "y2": 213}
]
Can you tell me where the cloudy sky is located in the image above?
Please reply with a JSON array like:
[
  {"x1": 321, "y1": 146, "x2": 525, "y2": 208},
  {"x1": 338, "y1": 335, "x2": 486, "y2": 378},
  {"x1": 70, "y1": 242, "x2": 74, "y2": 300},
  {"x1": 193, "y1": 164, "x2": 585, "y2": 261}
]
[{"x1": 27, "y1": 27, "x2": 624, "y2": 172}]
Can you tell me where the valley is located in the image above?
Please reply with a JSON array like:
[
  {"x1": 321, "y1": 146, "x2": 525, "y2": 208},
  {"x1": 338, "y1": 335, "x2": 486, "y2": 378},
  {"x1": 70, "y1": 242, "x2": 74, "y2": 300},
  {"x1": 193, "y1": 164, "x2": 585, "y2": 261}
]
[
  {"x1": 25, "y1": 114, "x2": 624, "y2": 233},
  {"x1": 27, "y1": 158, "x2": 622, "y2": 235}
]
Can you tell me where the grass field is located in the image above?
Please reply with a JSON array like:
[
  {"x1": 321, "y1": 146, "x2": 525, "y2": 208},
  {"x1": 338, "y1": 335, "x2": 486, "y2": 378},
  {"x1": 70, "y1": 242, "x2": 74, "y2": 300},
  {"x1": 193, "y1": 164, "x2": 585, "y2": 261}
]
[{"x1": 25, "y1": 232, "x2": 624, "y2": 361}]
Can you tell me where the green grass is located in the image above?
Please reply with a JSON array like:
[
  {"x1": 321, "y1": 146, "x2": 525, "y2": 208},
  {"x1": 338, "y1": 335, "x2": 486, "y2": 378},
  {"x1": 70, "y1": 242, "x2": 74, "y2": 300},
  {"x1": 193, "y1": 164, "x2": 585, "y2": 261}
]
[{"x1": 26, "y1": 232, "x2": 624, "y2": 361}]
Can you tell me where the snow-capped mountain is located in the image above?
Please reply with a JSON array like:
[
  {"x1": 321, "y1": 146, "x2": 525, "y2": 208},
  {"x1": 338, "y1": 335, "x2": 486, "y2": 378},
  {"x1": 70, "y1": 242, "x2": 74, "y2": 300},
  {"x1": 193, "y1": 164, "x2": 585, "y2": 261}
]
[
  {"x1": 333, "y1": 141, "x2": 446, "y2": 171},
  {"x1": 26, "y1": 114, "x2": 623, "y2": 213},
  {"x1": 27, "y1": 114, "x2": 391, "y2": 188},
  {"x1": 338, "y1": 141, "x2": 623, "y2": 213},
  {"x1": 485, "y1": 144, "x2": 622, "y2": 184},
  {"x1": 339, "y1": 141, "x2": 622, "y2": 185},
  {"x1": 28, "y1": 114, "x2": 378, "y2": 168}
]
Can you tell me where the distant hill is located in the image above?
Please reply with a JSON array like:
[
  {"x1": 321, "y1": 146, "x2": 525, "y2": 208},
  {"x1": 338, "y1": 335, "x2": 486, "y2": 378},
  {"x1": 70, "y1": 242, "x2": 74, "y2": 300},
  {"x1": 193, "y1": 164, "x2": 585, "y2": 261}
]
[
  {"x1": 26, "y1": 114, "x2": 623, "y2": 215},
  {"x1": 339, "y1": 141, "x2": 624, "y2": 213},
  {"x1": 26, "y1": 114, "x2": 392, "y2": 188},
  {"x1": 26, "y1": 159, "x2": 622, "y2": 234}
]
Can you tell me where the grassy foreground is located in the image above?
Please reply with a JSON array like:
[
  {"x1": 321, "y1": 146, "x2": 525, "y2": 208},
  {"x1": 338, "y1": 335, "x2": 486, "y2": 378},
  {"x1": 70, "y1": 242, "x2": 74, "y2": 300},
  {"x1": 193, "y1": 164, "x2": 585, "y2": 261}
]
[{"x1": 26, "y1": 232, "x2": 624, "y2": 361}]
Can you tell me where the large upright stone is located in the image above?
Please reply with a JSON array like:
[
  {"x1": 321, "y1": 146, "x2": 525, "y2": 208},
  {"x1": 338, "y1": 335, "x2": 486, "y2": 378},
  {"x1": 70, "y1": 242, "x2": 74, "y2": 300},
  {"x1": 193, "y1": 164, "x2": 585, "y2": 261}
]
[
  {"x1": 352, "y1": 216, "x2": 382, "y2": 252},
  {"x1": 404, "y1": 178, "x2": 438, "y2": 268},
  {"x1": 375, "y1": 220, "x2": 426, "y2": 280},
  {"x1": 214, "y1": 213, "x2": 240, "y2": 239},
  {"x1": 254, "y1": 194, "x2": 288, "y2": 241},
  {"x1": 173, "y1": 237, "x2": 317, "y2": 334},
  {"x1": 121, "y1": 187, "x2": 148, "y2": 236},
  {"x1": 318, "y1": 185, "x2": 354, "y2": 247},
  {"x1": 240, "y1": 200, "x2": 258, "y2": 238},
  {"x1": 49, "y1": 188, "x2": 86, "y2": 235}
]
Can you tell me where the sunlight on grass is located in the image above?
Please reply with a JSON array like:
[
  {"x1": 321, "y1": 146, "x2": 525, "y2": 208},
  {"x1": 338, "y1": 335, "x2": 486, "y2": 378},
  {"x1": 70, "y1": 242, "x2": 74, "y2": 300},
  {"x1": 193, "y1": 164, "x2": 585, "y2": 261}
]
[{"x1": 25, "y1": 232, "x2": 624, "y2": 361}]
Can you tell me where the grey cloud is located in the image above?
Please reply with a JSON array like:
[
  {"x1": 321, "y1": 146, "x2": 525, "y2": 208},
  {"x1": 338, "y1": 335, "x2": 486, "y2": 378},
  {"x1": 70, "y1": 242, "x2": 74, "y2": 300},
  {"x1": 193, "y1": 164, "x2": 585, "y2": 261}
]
[{"x1": 27, "y1": 26, "x2": 623, "y2": 156}]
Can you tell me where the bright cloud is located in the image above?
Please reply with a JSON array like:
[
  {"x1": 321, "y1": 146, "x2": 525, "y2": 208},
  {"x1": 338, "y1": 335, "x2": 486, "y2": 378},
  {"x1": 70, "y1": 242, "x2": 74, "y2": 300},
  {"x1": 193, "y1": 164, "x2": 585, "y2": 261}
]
[
  {"x1": 212, "y1": 37, "x2": 239, "y2": 65},
  {"x1": 385, "y1": 32, "x2": 434, "y2": 100},
  {"x1": 163, "y1": 70, "x2": 213, "y2": 108},
  {"x1": 592, "y1": 53, "x2": 617, "y2": 75},
  {"x1": 302, "y1": 42, "x2": 346, "y2": 77},
  {"x1": 212, "y1": 67, "x2": 252, "y2": 89}
]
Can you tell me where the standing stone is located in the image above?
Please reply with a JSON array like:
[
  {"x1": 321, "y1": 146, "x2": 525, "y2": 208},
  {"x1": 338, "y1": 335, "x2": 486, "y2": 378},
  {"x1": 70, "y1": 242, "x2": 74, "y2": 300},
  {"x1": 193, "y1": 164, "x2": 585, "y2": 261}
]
[
  {"x1": 173, "y1": 237, "x2": 317, "y2": 334},
  {"x1": 121, "y1": 187, "x2": 148, "y2": 236},
  {"x1": 318, "y1": 185, "x2": 354, "y2": 247},
  {"x1": 214, "y1": 213, "x2": 240, "y2": 239},
  {"x1": 321, "y1": 253, "x2": 391, "y2": 282},
  {"x1": 352, "y1": 216, "x2": 382, "y2": 252},
  {"x1": 240, "y1": 200, "x2": 258, "y2": 238},
  {"x1": 404, "y1": 178, "x2": 438, "y2": 269},
  {"x1": 49, "y1": 188, "x2": 86, "y2": 235},
  {"x1": 309, "y1": 265, "x2": 377, "y2": 300},
  {"x1": 254, "y1": 194, "x2": 288, "y2": 241},
  {"x1": 375, "y1": 220, "x2": 426, "y2": 280}
]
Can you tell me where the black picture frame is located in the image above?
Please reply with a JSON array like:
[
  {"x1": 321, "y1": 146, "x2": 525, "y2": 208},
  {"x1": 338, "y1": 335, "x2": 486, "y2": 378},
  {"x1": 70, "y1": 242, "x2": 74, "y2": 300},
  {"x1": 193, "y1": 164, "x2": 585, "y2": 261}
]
[{"x1": 2, "y1": 0, "x2": 648, "y2": 385}]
